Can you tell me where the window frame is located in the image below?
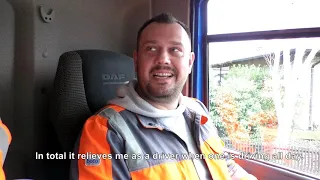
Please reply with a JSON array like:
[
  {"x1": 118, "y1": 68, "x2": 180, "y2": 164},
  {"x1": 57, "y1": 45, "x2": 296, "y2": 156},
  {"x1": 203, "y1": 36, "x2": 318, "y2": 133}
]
[
  {"x1": 190, "y1": 0, "x2": 320, "y2": 179},
  {"x1": 201, "y1": 2, "x2": 320, "y2": 109},
  {"x1": 205, "y1": 28, "x2": 320, "y2": 108}
]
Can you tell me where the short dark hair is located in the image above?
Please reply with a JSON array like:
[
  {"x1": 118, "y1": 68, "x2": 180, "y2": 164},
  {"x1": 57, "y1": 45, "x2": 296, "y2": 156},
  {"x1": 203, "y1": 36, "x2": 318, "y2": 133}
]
[{"x1": 136, "y1": 13, "x2": 191, "y2": 50}]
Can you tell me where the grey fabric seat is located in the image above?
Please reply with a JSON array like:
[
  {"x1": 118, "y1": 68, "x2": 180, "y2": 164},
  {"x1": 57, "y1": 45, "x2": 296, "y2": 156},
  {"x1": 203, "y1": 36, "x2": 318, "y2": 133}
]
[
  {"x1": 50, "y1": 49, "x2": 135, "y2": 154},
  {"x1": 41, "y1": 50, "x2": 135, "y2": 180}
]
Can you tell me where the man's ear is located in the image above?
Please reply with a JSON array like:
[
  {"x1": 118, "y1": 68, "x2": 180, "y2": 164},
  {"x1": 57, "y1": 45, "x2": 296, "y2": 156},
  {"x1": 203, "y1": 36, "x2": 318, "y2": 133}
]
[
  {"x1": 133, "y1": 50, "x2": 138, "y2": 72},
  {"x1": 188, "y1": 52, "x2": 195, "y2": 74}
]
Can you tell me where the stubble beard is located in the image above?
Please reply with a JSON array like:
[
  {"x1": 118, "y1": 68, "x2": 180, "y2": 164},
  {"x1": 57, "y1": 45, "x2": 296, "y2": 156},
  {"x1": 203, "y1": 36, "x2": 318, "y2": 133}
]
[{"x1": 138, "y1": 76, "x2": 187, "y2": 104}]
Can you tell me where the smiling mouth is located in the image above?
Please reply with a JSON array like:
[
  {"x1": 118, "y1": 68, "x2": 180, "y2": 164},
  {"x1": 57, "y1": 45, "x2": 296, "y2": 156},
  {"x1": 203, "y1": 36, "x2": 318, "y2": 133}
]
[{"x1": 153, "y1": 73, "x2": 173, "y2": 78}]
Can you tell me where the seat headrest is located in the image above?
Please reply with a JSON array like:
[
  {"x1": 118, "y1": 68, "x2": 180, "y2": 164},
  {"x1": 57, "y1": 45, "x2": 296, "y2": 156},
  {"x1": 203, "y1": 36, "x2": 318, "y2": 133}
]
[
  {"x1": 50, "y1": 49, "x2": 135, "y2": 152},
  {"x1": 78, "y1": 50, "x2": 135, "y2": 113}
]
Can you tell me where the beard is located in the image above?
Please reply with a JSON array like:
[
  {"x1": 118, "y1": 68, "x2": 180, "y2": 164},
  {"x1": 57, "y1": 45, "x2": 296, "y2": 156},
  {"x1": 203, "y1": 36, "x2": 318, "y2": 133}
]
[
  {"x1": 145, "y1": 80, "x2": 182, "y2": 101},
  {"x1": 137, "y1": 65, "x2": 187, "y2": 103},
  {"x1": 143, "y1": 79, "x2": 185, "y2": 104}
]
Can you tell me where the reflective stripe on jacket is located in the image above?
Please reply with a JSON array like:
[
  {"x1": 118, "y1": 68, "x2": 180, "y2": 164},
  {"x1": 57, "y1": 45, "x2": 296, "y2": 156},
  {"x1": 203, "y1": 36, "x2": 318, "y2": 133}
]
[
  {"x1": 0, "y1": 120, "x2": 11, "y2": 180},
  {"x1": 71, "y1": 99, "x2": 257, "y2": 180}
]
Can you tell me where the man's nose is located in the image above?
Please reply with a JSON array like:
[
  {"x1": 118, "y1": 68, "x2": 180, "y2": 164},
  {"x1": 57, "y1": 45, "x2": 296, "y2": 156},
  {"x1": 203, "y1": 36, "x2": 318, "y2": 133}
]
[{"x1": 156, "y1": 49, "x2": 171, "y2": 64}]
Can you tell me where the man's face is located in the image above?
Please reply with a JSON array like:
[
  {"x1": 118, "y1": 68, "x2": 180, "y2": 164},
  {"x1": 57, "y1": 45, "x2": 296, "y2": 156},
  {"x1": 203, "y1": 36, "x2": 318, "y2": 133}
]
[{"x1": 133, "y1": 22, "x2": 195, "y2": 103}]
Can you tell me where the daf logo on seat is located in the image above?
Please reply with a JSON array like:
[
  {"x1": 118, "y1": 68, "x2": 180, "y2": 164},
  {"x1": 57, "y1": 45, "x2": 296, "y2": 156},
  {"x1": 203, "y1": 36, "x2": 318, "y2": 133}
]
[
  {"x1": 102, "y1": 73, "x2": 128, "y2": 85},
  {"x1": 102, "y1": 73, "x2": 125, "y2": 80}
]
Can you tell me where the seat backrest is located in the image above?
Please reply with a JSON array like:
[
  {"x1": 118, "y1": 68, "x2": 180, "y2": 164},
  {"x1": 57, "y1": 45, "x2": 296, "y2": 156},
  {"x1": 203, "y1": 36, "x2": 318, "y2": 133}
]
[{"x1": 50, "y1": 49, "x2": 135, "y2": 153}]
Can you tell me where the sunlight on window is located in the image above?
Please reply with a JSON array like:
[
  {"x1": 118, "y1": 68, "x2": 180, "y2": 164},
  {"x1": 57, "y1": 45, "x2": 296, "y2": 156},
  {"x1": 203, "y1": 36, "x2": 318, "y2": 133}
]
[
  {"x1": 207, "y1": 0, "x2": 320, "y2": 34},
  {"x1": 208, "y1": 38, "x2": 320, "y2": 176}
]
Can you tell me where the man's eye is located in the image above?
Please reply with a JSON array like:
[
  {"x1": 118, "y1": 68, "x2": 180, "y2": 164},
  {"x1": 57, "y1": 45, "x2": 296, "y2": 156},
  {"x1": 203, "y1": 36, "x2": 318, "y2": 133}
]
[
  {"x1": 171, "y1": 47, "x2": 181, "y2": 52},
  {"x1": 147, "y1": 47, "x2": 156, "y2": 51},
  {"x1": 171, "y1": 47, "x2": 180, "y2": 52},
  {"x1": 170, "y1": 48, "x2": 184, "y2": 57}
]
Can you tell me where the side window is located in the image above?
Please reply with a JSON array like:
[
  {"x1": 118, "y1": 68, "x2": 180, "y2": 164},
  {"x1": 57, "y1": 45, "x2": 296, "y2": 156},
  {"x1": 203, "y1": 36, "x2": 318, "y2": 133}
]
[{"x1": 206, "y1": 0, "x2": 320, "y2": 177}]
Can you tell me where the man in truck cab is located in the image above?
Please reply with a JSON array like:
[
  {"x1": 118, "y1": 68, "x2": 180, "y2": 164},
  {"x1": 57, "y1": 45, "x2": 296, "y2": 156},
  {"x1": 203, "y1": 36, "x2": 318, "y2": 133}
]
[
  {"x1": 0, "y1": 120, "x2": 11, "y2": 180},
  {"x1": 70, "y1": 13, "x2": 257, "y2": 180}
]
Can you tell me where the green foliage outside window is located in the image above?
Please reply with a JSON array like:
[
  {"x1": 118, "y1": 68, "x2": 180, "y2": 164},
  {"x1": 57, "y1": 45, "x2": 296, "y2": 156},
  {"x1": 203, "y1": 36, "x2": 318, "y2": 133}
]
[{"x1": 209, "y1": 64, "x2": 276, "y2": 143}]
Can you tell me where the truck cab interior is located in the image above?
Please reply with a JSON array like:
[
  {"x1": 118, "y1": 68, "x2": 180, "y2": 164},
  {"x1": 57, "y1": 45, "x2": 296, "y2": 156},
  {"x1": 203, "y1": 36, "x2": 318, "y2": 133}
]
[{"x1": 0, "y1": 0, "x2": 320, "y2": 179}]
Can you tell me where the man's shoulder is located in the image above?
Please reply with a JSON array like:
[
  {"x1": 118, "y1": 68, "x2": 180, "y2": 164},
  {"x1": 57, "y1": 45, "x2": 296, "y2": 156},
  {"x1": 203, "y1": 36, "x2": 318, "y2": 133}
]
[
  {"x1": 183, "y1": 96, "x2": 209, "y2": 115},
  {"x1": 183, "y1": 97, "x2": 220, "y2": 137},
  {"x1": 86, "y1": 104, "x2": 130, "y2": 131},
  {"x1": 86, "y1": 104, "x2": 127, "y2": 126},
  {"x1": 95, "y1": 104, "x2": 127, "y2": 115}
]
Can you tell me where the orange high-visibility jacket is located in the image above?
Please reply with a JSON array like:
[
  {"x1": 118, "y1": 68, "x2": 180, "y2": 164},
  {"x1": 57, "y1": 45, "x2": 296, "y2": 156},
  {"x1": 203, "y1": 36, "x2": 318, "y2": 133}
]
[
  {"x1": 70, "y1": 99, "x2": 257, "y2": 180},
  {"x1": 0, "y1": 120, "x2": 11, "y2": 180}
]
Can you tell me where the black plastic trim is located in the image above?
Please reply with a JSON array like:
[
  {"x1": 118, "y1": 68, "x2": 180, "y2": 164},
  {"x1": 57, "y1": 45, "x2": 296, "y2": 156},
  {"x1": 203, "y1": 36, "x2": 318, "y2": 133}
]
[{"x1": 207, "y1": 27, "x2": 320, "y2": 43}]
